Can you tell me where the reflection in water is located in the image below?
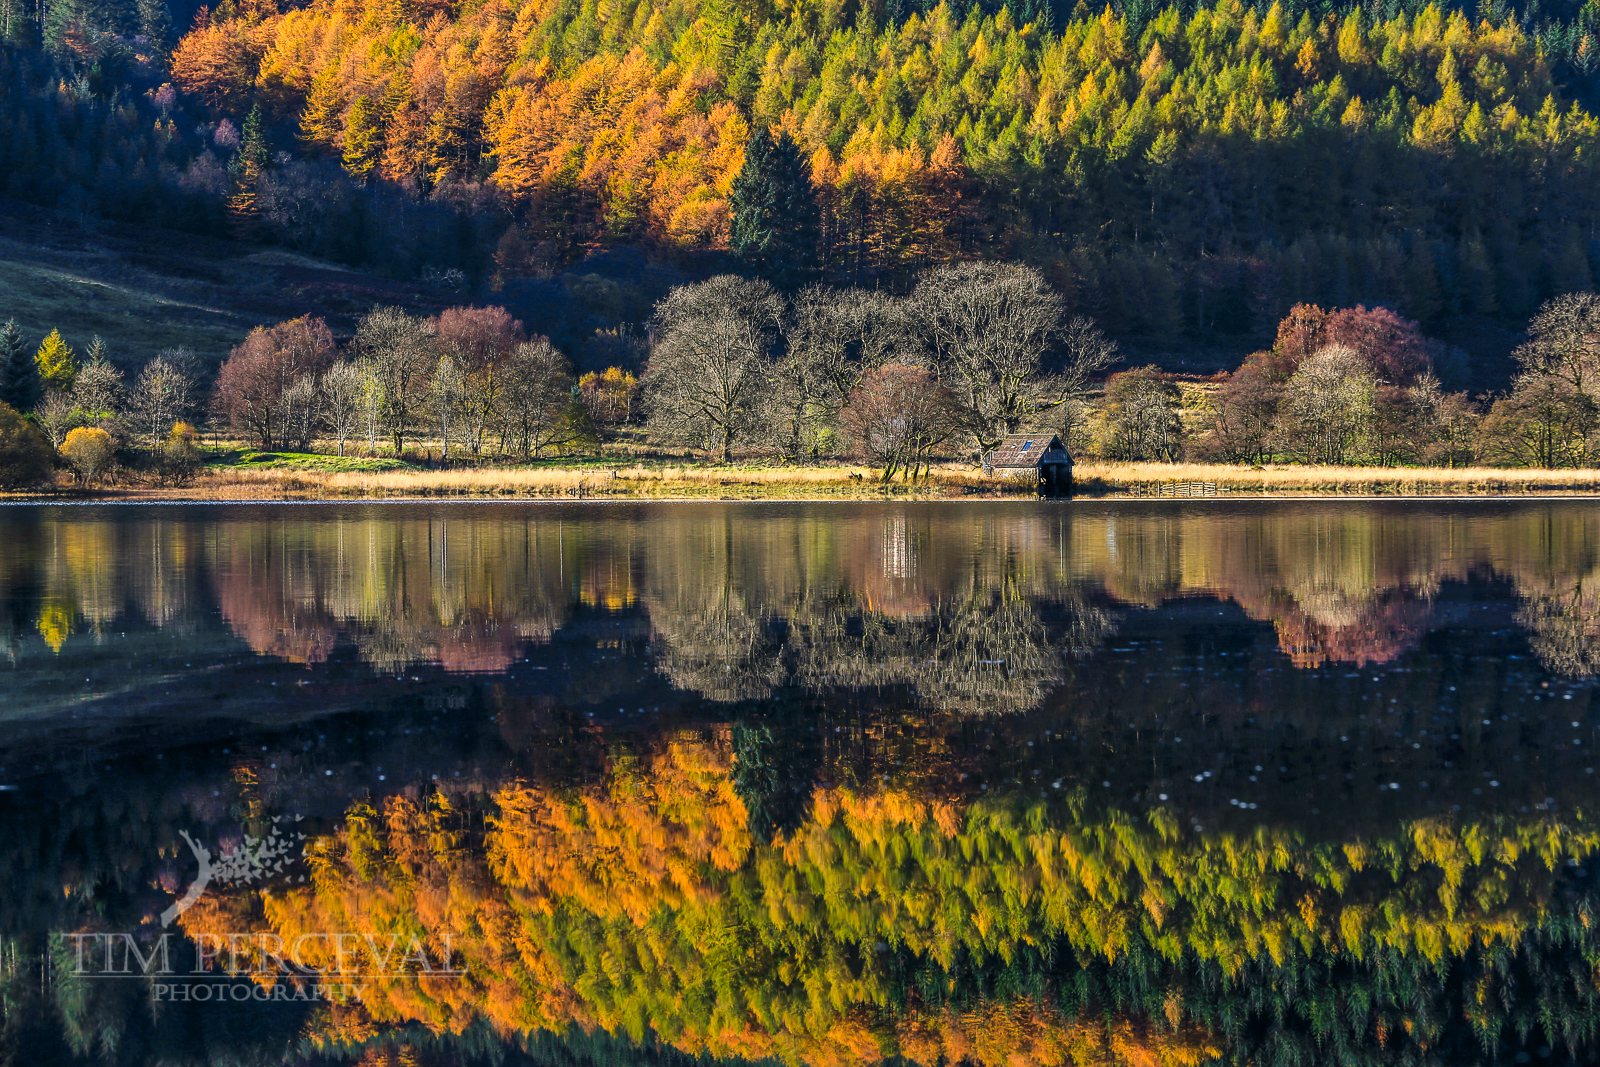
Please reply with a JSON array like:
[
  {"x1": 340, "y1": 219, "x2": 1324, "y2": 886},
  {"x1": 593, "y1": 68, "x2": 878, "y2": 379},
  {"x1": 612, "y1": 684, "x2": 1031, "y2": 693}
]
[
  {"x1": 5, "y1": 501, "x2": 1600, "y2": 702},
  {"x1": 8, "y1": 717, "x2": 1600, "y2": 1067},
  {"x1": 4, "y1": 502, "x2": 1600, "y2": 1065}
]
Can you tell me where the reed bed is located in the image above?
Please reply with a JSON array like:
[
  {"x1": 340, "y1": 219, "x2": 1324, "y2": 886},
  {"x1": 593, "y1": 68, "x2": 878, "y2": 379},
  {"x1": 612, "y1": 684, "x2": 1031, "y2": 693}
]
[
  {"x1": 172, "y1": 463, "x2": 994, "y2": 500},
  {"x1": 1075, "y1": 461, "x2": 1600, "y2": 495},
  {"x1": 93, "y1": 459, "x2": 1600, "y2": 501}
]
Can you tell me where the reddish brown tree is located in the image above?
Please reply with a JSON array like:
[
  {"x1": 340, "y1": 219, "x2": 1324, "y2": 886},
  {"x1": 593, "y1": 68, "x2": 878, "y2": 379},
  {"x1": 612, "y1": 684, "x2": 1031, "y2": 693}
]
[
  {"x1": 211, "y1": 316, "x2": 337, "y2": 448},
  {"x1": 1323, "y1": 305, "x2": 1435, "y2": 385},
  {"x1": 840, "y1": 363, "x2": 960, "y2": 481},
  {"x1": 435, "y1": 306, "x2": 527, "y2": 455},
  {"x1": 1260, "y1": 303, "x2": 1434, "y2": 385},
  {"x1": 1193, "y1": 361, "x2": 1283, "y2": 463},
  {"x1": 435, "y1": 306, "x2": 526, "y2": 371}
]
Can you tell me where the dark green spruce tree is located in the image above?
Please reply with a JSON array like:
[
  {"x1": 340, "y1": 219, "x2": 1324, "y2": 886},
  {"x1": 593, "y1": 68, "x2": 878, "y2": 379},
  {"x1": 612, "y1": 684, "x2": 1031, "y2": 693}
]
[
  {"x1": 136, "y1": 0, "x2": 169, "y2": 53},
  {"x1": 729, "y1": 127, "x2": 819, "y2": 285},
  {"x1": 0, "y1": 319, "x2": 40, "y2": 413}
]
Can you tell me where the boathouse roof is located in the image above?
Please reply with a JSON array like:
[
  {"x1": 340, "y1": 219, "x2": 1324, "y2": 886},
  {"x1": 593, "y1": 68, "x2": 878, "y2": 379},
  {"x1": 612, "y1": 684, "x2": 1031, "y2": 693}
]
[{"x1": 986, "y1": 434, "x2": 1071, "y2": 468}]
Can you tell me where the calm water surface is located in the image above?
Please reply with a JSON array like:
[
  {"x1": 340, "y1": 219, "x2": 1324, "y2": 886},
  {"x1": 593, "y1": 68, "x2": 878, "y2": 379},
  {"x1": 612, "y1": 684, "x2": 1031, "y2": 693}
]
[{"x1": 3, "y1": 500, "x2": 1600, "y2": 1066}]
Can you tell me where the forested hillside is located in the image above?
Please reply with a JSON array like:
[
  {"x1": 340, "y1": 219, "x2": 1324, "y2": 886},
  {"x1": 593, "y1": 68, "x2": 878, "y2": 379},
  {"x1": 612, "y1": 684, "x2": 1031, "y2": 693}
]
[{"x1": 6, "y1": 0, "x2": 1600, "y2": 350}]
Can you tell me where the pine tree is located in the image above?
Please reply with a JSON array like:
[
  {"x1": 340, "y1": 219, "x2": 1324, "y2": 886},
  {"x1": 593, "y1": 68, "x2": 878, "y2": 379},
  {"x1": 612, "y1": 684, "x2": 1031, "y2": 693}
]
[
  {"x1": 729, "y1": 126, "x2": 776, "y2": 264},
  {"x1": 730, "y1": 127, "x2": 819, "y2": 284},
  {"x1": 236, "y1": 103, "x2": 269, "y2": 176},
  {"x1": 0, "y1": 319, "x2": 40, "y2": 412},
  {"x1": 136, "y1": 0, "x2": 169, "y2": 52},
  {"x1": 228, "y1": 104, "x2": 268, "y2": 235}
]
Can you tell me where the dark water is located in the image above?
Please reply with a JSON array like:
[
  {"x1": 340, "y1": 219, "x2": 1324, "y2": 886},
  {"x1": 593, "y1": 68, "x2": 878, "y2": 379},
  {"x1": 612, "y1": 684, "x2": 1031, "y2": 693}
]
[{"x1": 4, "y1": 500, "x2": 1600, "y2": 1066}]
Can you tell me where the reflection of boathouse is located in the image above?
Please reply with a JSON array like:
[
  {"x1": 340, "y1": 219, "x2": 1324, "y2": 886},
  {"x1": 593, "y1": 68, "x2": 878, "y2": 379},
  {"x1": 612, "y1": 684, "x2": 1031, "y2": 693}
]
[{"x1": 983, "y1": 434, "x2": 1073, "y2": 495}]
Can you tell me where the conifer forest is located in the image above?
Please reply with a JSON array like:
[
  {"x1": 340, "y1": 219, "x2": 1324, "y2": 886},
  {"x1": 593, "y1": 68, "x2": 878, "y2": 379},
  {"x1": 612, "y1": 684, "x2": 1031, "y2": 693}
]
[{"x1": 7, "y1": 0, "x2": 1600, "y2": 346}]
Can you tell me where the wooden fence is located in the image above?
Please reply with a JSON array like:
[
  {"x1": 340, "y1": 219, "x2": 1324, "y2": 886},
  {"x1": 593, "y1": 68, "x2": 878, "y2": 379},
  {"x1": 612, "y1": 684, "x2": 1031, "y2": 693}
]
[{"x1": 1131, "y1": 481, "x2": 1226, "y2": 497}]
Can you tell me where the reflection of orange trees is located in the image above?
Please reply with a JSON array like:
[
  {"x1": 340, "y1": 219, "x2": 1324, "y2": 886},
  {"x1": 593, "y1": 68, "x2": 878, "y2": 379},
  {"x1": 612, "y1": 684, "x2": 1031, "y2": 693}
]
[
  {"x1": 896, "y1": 1002, "x2": 1219, "y2": 1067},
  {"x1": 219, "y1": 741, "x2": 1600, "y2": 1064},
  {"x1": 489, "y1": 736, "x2": 752, "y2": 925},
  {"x1": 250, "y1": 793, "x2": 517, "y2": 1035}
]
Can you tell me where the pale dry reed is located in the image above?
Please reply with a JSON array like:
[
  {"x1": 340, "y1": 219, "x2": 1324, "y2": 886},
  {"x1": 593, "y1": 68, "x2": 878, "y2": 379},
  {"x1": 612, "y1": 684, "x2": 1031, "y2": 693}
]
[
  {"x1": 1075, "y1": 461, "x2": 1600, "y2": 494},
  {"x1": 178, "y1": 463, "x2": 980, "y2": 499},
  {"x1": 104, "y1": 460, "x2": 1600, "y2": 501}
]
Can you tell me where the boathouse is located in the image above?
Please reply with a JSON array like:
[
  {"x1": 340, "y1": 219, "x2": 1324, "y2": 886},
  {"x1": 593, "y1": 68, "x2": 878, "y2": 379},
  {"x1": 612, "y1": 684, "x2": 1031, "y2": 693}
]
[{"x1": 983, "y1": 434, "x2": 1073, "y2": 495}]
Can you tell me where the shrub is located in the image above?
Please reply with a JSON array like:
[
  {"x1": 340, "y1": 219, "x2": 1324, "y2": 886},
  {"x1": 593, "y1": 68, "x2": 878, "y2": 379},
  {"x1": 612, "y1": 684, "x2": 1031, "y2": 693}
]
[
  {"x1": 59, "y1": 426, "x2": 116, "y2": 483},
  {"x1": 160, "y1": 421, "x2": 203, "y2": 475},
  {"x1": 0, "y1": 401, "x2": 55, "y2": 488}
]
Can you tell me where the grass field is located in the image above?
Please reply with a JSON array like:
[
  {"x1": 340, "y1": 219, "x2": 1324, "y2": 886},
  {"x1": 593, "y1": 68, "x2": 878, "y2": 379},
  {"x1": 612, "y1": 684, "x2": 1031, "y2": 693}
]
[
  {"x1": 213, "y1": 451, "x2": 418, "y2": 473},
  {"x1": 0, "y1": 200, "x2": 455, "y2": 366}
]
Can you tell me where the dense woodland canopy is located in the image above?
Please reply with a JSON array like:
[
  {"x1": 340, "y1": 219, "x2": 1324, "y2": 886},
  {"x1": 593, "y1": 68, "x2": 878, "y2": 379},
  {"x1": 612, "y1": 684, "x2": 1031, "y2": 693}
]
[{"x1": 6, "y1": 0, "x2": 1600, "y2": 348}]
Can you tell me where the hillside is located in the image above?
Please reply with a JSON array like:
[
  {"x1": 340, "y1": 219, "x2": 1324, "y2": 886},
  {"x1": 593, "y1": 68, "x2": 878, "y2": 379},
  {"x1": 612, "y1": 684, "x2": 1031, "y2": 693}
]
[{"x1": 0, "y1": 198, "x2": 458, "y2": 370}]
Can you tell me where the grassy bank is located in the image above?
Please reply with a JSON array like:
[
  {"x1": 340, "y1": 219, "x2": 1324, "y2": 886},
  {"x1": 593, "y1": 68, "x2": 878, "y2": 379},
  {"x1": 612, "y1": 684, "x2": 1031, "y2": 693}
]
[
  {"x1": 25, "y1": 457, "x2": 1600, "y2": 501},
  {"x1": 1071, "y1": 462, "x2": 1600, "y2": 496},
  {"x1": 140, "y1": 462, "x2": 991, "y2": 500}
]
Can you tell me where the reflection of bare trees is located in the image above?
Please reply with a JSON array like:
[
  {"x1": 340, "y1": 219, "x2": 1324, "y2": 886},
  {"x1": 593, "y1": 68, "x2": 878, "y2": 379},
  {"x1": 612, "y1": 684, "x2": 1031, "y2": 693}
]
[
  {"x1": 1516, "y1": 584, "x2": 1600, "y2": 678},
  {"x1": 652, "y1": 604, "x2": 786, "y2": 702},
  {"x1": 14, "y1": 501, "x2": 1600, "y2": 685},
  {"x1": 645, "y1": 512, "x2": 1117, "y2": 713},
  {"x1": 787, "y1": 593, "x2": 1113, "y2": 715},
  {"x1": 650, "y1": 592, "x2": 1098, "y2": 715}
]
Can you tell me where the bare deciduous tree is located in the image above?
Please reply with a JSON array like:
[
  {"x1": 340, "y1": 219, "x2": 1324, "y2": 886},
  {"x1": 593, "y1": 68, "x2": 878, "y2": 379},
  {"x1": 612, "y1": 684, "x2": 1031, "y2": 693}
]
[
  {"x1": 281, "y1": 374, "x2": 320, "y2": 451},
  {"x1": 911, "y1": 262, "x2": 1115, "y2": 457},
  {"x1": 125, "y1": 356, "x2": 196, "y2": 448},
  {"x1": 644, "y1": 276, "x2": 783, "y2": 462},
  {"x1": 72, "y1": 358, "x2": 124, "y2": 425},
  {"x1": 429, "y1": 354, "x2": 466, "y2": 457},
  {"x1": 1274, "y1": 345, "x2": 1376, "y2": 465},
  {"x1": 840, "y1": 363, "x2": 960, "y2": 480},
  {"x1": 1514, "y1": 292, "x2": 1600, "y2": 397},
  {"x1": 33, "y1": 390, "x2": 78, "y2": 449},
  {"x1": 498, "y1": 338, "x2": 586, "y2": 457},
  {"x1": 771, "y1": 286, "x2": 903, "y2": 457},
  {"x1": 437, "y1": 306, "x2": 525, "y2": 455},
  {"x1": 1095, "y1": 366, "x2": 1184, "y2": 461},
  {"x1": 212, "y1": 317, "x2": 336, "y2": 449},
  {"x1": 320, "y1": 361, "x2": 364, "y2": 457},
  {"x1": 354, "y1": 307, "x2": 437, "y2": 456}
]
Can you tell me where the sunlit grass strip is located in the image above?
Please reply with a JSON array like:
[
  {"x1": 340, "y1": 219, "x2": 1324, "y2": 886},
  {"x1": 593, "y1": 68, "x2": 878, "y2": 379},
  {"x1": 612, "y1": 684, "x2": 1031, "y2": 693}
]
[
  {"x1": 1076, "y1": 462, "x2": 1600, "y2": 495},
  {"x1": 87, "y1": 460, "x2": 1600, "y2": 500},
  {"x1": 175, "y1": 463, "x2": 1004, "y2": 499}
]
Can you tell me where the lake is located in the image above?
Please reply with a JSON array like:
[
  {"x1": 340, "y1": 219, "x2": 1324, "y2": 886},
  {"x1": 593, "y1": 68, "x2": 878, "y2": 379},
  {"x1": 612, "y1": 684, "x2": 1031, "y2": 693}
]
[{"x1": 2, "y1": 499, "x2": 1599, "y2": 1065}]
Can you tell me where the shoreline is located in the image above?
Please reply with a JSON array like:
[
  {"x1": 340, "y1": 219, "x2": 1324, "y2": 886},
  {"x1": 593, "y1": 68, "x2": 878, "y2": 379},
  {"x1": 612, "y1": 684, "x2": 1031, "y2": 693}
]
[
  {"x1": 8, "y1": 494, "x2": 1600, "y2": 506},
  {"x1": 10, "y1": 460, "x2": 1600, "y2": 502}
]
